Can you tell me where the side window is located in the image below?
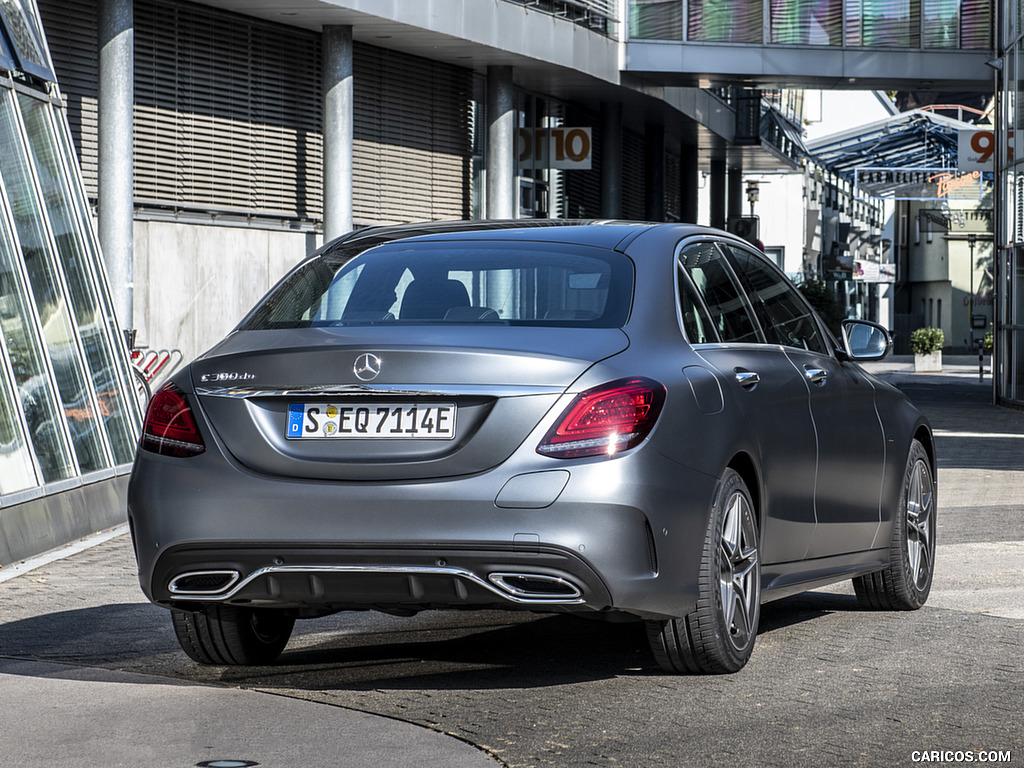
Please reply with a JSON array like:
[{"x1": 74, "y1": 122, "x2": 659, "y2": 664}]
[
  {"x1": 678, "y1": 242, "x2": 761, "y2": 343},
  {"x1": 722, "y1": 244, "x2": 829, "y2": 355}
]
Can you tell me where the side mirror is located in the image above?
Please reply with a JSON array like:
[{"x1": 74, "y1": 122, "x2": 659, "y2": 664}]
[{"x1": 839, "y1": 319, "x2": 892, "y2": 361}]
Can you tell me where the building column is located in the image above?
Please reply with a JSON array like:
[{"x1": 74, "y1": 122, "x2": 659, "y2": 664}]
[
  {"x1": 645, "y1": 123, "x2": 665, "y2": 221},
  {"x1": 98, "y1": 0, "x2": 134, "y2": 341},
  {"x1": 322, "y1": 25, "x2": 354, "y2": 241},
  {"x1": 727, "y1": 164, "x2": 743, "y2": 226},
  {"x1": 600, "y1": 102, "x2": 622, "y2": 219},
  {"x1": 486, "y1": 65, "x2": 516, "y2": 220},
  {"x1": 710, "y1": 157, "x2": 726, "y2": 229},
  {"x1": 680, "y1": 141, "x2": 698, "y2": 224}
]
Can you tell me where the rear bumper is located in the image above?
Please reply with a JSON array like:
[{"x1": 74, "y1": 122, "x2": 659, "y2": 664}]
[
  {"x1": 128, "y1": 441, "x2": 716, "y2": 620},
  {"x1": 150, "y1": 543, "x2": 609, "y2": 612}
]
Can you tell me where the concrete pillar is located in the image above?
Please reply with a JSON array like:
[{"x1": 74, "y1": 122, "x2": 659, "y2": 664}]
[
  {"x1": 322, "y1": 25, "x2": 354, "y2": 241},
  {"x1": 486, "y1": 65, "x2": 515, "y2": 220},
  {"x1": 600, "y1": 102, "x2": 622, "y2": 218},
  {"x1": 710, "y1": 157, "x2": 726, "y2": 230},
  {"x1": 644, "y1": 123, "x2": 665, "y2": 221},
  {"x1": 98, "y1": 0, "x2": 134, "y2": 339},
  {"x1": 727, "y1": 164, "x2": 743, "y2": 226},
  {"x1": 680, "y1": 141, "x2": 698, "y2": 224}
]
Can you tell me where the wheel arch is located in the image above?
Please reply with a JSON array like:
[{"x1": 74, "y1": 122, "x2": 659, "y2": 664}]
[
  {"x1": 913, "y1": 424, "x2": 937, "y2": 476},
  {"x1": 727, "y1": 451, "x2": 762, "y2": 532}
]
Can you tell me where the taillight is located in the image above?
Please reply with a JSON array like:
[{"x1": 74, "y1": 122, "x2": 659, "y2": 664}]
[
  {"x1": 537, "y1": 377, "x2": 666, "y2": 459},
  {"x1": 141, "y1": 382, "x2": 206, "y2": 457}
]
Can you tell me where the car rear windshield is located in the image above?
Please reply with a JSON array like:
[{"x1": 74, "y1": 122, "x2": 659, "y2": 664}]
[{"x1": 240, "y1": 240, "x2": 634, "y2": 330}]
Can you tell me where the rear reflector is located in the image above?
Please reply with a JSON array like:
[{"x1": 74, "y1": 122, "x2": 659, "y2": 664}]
[
  {"x1": 537, "y1": 377, "x2": 665, "y2": 459},
  {"x1": 141, "y1": 382, "x2": 206, "y2": 457}
]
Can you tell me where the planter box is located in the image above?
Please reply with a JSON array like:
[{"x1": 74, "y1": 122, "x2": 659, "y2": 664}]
[{"x1": 914, "y1": 351, "x2": 942, "y2": 372}]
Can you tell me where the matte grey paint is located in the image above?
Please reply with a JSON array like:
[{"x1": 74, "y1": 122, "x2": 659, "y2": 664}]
[{"x1": 128, "y1": 221, "x2": 932, "y2": 629}]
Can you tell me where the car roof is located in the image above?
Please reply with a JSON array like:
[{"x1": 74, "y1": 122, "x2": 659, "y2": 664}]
[{"x1": 315, "y1": 220, "x2": 732, "y2": 261}]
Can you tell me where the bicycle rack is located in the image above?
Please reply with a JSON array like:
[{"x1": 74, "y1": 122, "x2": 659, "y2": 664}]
[{"x1": 130, "y1": 348, "x2": 184, "y2": 389}]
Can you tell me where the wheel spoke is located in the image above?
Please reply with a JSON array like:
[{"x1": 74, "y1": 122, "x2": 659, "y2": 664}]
[
  {"x1": 719, "y1": 491, "x2": 758, "y2": 644},
  {"x1": 905, "y1": 459, "x2": 934, "y2": 588}
]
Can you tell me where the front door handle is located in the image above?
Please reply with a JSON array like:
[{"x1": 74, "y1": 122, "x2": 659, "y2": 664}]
[
  {"x1": 735, "y1": 370, "x2": 760, "y2": 389},
  {"x1": 804, "y1": 366, "x2": 828, "y2": 385}
]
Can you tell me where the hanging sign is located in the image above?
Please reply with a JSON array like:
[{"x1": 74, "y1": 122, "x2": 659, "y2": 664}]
[
  {"x1": 518, "y1": 127, "x2": 592, "y2": 170},
  {"x1": 958, "y1": 128, "x2": 1016, "y2": 172},
  {"x1": 918, "y1": 208, "x2": 992, "y2": 233},
  {"x1": 853, "y1": 260, "x2": 896, "y2": 283},
  {"x1": 854, "y1": 167, "x2": 983, "y2": 201}
]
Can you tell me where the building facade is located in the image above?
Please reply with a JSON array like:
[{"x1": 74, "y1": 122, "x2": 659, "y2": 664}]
[
  {"x1": 995, "y1": 0, "x2": 1024, "y2": 403},
  {"x1": 0, "y1": 0, "x2": 999, "y2": 561}
]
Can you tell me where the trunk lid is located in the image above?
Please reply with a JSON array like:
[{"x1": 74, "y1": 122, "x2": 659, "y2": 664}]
[{"x1": 191, "y1": 326, "x2": 629, "y2": 480}]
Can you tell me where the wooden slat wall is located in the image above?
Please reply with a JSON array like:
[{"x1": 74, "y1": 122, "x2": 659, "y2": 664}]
[
  {"x1": 353, "y1": 44, "x2": 471, "y2": 224},
  {"x1": 41, "y1": 0, "x2": 477, "y2": 225},
  {"x1": 133, "y1": 0, "x2": 323, "y2": 218}
]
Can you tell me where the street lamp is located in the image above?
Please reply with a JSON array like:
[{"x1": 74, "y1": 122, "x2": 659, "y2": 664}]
[{"x1": 967, "y1": 233, "x2": 977, "y2": 348}]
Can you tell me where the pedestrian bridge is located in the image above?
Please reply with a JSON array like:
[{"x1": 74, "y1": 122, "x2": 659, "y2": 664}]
[{"x1": 622, "y1": 0, "x2": 994, "y2": 90}]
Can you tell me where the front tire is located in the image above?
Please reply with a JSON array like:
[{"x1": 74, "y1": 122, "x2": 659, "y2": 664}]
[
  {"x1": 854, "y1": 438, "x2": 936, "y2": 610},
  {"x1": 171, "y1": 605, "x2": 295, "y2": 665},
  {"x1": 646, "y1": 469, "x2": 761, "y2": 674}
]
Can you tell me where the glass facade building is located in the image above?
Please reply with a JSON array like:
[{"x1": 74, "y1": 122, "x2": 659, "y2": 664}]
[
  {"x1": 0, "y1": 0, "x2": 138, "y2": 563},
  {"x1": 995, "y1": 0, "x2": 1024, "y2": 403},
  {"x1": 630, "y1": 0, "x2": 991, "y2": 48}
]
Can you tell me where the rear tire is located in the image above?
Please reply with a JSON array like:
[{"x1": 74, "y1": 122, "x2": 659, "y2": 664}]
[
  {"x1": 171, "y1": 605, "x2": 295, "y2": 665},
  {"x1": 646, "y1": 469, "x2": 761, "y2": 674},
  {"x1": 854, "y1": 439, "x2": 936, "y2": 610}
]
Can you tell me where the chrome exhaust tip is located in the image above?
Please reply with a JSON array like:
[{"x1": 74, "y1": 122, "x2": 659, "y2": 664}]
[
  {"x1": 487, "y1": 572, "x2": 582, "y2": 600},
  {"x1": 168, "y1": 570, "x2": 240, "y2": 595}
]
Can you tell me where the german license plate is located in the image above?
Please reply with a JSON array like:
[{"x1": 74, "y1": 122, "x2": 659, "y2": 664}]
[{"x1": 287, "y1": 402, "x2": 456, "y2": 439}]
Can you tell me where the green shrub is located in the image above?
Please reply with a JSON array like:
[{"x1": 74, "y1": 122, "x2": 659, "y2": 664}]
[{"x1": 910, "y1": 327, "x2": 944, "y2": 355}]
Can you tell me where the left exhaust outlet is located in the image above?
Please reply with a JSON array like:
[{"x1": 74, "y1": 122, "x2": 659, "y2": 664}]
[{"x1": 168, "y1": 570, "x2": 240, "y2": 595}]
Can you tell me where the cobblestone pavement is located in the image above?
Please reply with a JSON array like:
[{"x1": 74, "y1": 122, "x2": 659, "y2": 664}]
[{"x1": 1, "y1": 357, "x2": 1021, "y2": 767}]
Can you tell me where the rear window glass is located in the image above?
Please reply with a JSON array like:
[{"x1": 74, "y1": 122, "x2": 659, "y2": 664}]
[{"x1": 241, "y1": 240, "x2": 634, "y2": 330}]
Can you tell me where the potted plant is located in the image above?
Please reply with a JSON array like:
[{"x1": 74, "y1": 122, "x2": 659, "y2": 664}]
[{"x1": 911, "y1": 327, "x2": 943, "y2": 372}]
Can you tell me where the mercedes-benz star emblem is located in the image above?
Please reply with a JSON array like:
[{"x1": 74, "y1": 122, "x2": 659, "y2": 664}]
[{"x1": 353, "y1": 353, "x2": 382, "y2": 382}]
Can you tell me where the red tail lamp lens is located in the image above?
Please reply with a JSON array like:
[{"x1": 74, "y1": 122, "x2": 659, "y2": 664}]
[
  {"x1": 141, "y1": 382, "x2": 206, "y2": 457},
  {"x1": 537, "y1": 377, "x2": 666, "y2": 459}
]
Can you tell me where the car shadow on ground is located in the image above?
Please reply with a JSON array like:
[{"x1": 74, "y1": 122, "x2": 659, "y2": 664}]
[{"x1": 0, "y1": 590, "x2": 872, "y2": 690}]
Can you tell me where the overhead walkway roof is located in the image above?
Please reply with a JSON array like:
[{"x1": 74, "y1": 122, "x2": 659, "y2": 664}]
[{"x1": 806, "y1": 109, "x2": 984, "y2": 179}]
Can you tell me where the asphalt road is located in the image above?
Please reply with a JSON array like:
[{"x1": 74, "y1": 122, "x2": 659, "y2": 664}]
[{"x1": 1, "y1": 358, "x2": 1021, "y2": 767}]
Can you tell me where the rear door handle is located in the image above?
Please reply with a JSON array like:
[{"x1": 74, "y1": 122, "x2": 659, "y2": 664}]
[
  {"x1": 804, "y1": 366, "x2": 828, "y2": 385},
  {"x1": 735, "y1": 370, "x2": 760, "y2": 389}
]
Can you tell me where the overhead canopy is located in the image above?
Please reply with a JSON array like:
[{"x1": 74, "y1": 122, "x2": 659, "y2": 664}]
[{"x1": 806, "y1": 109, "x2": 983, "y2": 180}]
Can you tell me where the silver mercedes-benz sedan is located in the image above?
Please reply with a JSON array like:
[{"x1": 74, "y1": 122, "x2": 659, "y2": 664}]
[{"x1": 128, "y1": 220, "x2": 936, "y2": 674}]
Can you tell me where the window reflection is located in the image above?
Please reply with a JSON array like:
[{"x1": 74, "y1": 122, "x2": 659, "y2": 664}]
[
  {"x1": 0, "y1": 352, "x2": 38, "y2": 493},
  {"x1": 630, "y1": 0, "x2": 683, "y2": 39},
  {"x1": 0, "y1": 89, "x2": 108, "y2": 475},
  {"x1": 18, "y1": 93, "x2": 137, "y2": 465},
  {"x1": 0, "y1": 0, "x2": 54, "y2": 80},
  {"x1": 771, "y1": 0, "x2": 843, "y2": 44},
  {"x1": 0, "y1": 179, "x2": 74, "y2": 484},
  {"x1": 51, "y1": 114, "x2": 142, "y2": 443},
  {"x1": 845, "y1": 0, "x2": 921, "y2": 47},
  {"x1": 689, "y1": 0, "x2": 763, "y2": 42},
  {"x1": 627, "y1": 0, "x2": 990, "y2": 48}
]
